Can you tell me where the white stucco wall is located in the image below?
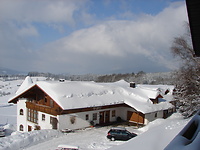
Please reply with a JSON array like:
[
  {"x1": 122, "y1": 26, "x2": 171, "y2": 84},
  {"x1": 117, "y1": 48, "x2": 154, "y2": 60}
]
[
  {"x1": 16, "y1": 99, "x2": 168, "y2": 132},
  {"x1": 38, "y1": 112, "x2": 55, "y2": 130},
  {"x1": 26, "y1": 121, "x2": 36, "y2": 131},
  {"x1": 17, "y1": 98, "x2": 57, "y2": 132},
  {"x1": 58, "y1": 114, "x2": 90, "y2": 130},
  {"x1": 58, "y1": 107, "x2": 141, "y2": 130},
  {"x1": 144, "y1": 110, "x2": 164, "y2": 124},
  {"x1": 25, "y1": 111, "x2": 58, "y2": 131},
  {"x1": 17, "y1": 99, "x2": 27, "y2": 132},
  {"x1": 17, "y1": 99, "x2": 39, "y2": 132},
  {"x1": 58, "y1": 108, "x2": 120, "y2": 130},
  {"x1": 116, "y1": 107, "x2": 138, "y2": 121}
]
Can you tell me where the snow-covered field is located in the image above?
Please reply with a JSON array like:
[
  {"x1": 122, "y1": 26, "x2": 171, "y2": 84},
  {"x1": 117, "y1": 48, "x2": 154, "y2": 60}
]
[{"x1": 0, "y1": 77, "x2": 190, "y2": 150}]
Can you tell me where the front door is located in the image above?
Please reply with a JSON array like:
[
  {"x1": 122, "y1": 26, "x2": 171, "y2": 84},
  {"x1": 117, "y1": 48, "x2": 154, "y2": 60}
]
[
  {"x1": 99, "y1": 111, "x2": 105, "y2": 124},
  {"x1": 99, "y1": 111, "x2": 110, "y2": 124},
  {"x1": 50, "y1": 117, "x2": 58, "y2": 129},
  {"x1": 163, "y1": 110, "x2": 168, "y2": 119},
  {"x1": 105, "y1": 111, "x2": 110, "y2": 124}
]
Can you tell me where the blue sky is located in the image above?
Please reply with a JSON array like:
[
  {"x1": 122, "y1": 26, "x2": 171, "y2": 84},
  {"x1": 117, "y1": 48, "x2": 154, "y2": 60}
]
[{"x1": 0, "y1": 0, "x2": 188, "y2": 74}]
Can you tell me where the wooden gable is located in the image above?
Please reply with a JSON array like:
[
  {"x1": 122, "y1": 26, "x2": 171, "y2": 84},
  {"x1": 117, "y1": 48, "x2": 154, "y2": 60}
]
[
  {"x1": 150, "y1": 94, "x2": 163, "y2": 104},
  {"x1": 9, "y1": 85, "x2": 63, "y2": 116}
]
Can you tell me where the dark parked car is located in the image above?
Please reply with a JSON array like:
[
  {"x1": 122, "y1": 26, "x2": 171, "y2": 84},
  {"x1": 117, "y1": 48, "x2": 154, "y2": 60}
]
[
  {"x1": 0, "y1": 127, "x2": 5, "y2": 137},
  {"x1": 107, "y1": 127, "x2": 137, "y2": 141}
]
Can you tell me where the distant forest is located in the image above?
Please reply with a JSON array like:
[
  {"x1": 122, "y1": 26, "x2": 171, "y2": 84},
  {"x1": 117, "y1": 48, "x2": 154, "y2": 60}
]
[
  {"x1": 26, "y1": 71, "x2": 176, "y2": 85},
  {"x1": 0, "y1": 71, "x2": 176, "y2": 85}
]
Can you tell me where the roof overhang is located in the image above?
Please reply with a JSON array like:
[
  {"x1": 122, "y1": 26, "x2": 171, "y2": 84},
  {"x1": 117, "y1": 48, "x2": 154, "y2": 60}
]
[
  {"x1": 186, "y1": 0, "x2": 200, "y2": 57},
  {"x1": 8, "y1": 84, "x2": 36, "y2": 104}
]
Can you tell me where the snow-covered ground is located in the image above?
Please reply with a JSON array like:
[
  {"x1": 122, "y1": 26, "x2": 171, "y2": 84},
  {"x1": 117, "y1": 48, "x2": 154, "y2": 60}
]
[
  {"x1": 0, "y1": 77, "x2": 190, "y2": 150},
  {"x1": 0, "y1": 113, "x2": 189, "y2": 150}
]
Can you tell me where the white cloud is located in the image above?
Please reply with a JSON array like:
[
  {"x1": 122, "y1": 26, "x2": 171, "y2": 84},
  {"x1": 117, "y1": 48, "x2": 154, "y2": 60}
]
[
  {"x1": 0, "y1": 1, "x2": 188, "y2": 74},
  {"x1": 46, "y1": 24, "x2": 123, "y2": 56},
  {"x1": 35, "y1": 2, "x2": 187, "y2": 74},
  {"x1": 18, "y1": 25, "x2": 39, "y2": 37},
  {"x1": 0, "y1": 0, "x2": 88, "y2": 25},
  {"x1": 0, "y1": 0, "x2": 90, "y2": 72}
]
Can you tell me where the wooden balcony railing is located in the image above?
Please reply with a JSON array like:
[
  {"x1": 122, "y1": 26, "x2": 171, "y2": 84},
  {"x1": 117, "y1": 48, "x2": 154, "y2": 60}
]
[{"x1": 26, "y1": 101, "x2": 61, "y2": 116}]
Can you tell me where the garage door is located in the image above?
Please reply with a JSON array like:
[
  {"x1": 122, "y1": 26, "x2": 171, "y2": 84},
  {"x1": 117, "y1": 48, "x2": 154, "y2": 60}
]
[{"x1": 127, "y1": 111, "x2": 144, "y2": 124}]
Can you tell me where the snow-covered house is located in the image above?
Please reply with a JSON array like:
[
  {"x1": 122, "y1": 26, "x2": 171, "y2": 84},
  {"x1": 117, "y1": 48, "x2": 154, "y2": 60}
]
[{"x1": 8, "y1": 76, "x2": 175, "y2": 132}]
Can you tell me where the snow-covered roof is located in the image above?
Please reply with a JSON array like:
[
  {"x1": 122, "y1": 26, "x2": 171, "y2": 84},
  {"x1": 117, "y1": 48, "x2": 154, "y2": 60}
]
[
  {"x1": 15, "y1": 76, "x2": 33, "y2": 95},
  {"x1": 9, "y1": 77, "x2": 174, "y2": 114}
]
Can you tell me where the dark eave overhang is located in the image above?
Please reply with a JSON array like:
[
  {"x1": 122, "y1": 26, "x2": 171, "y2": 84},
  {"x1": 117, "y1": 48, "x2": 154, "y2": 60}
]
[
  {"x1": 8, "y1": 84, "x2": 37, "y2": 104},
  {"x1": 186, "y1": 0, "x2": 200, "y2": 57}
]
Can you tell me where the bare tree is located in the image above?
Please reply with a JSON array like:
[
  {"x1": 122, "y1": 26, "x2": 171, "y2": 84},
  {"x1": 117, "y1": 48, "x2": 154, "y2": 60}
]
[{"x1": 171, "y1": 22, "x2": 200, "y2": 118}]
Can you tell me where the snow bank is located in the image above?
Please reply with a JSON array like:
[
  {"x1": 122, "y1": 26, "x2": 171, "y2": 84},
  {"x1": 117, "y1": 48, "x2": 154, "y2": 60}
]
[
  {"x1": 0, "y1": 129, "x2": 62, "y2": 150},
  {"x1": 2, "y1": 124, "x2": 16, "y2": 137},
  {"x1": 108, "y1": 113, "x2": 189, "y2": 150}
]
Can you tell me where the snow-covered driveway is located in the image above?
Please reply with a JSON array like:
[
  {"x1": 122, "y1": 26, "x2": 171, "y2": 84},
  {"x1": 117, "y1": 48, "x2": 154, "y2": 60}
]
[{"x1": 24, "y1": 126, "x2": 138, "y2": 150}]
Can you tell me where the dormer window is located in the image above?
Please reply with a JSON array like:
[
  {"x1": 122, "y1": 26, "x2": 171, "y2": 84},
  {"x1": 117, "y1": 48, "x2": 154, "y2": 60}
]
[
  {"x1": 165, "y1": 89, "x2": 170, "y2": 95},
  {"x1": 150, "y1": 98, "x2": 158, "y2": 104}
]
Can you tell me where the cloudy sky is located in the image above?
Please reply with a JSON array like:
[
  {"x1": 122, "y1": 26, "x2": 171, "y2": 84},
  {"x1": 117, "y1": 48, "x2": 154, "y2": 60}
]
[{"x1": 0, "y1": 0, "x2": 188, "y2": 74}]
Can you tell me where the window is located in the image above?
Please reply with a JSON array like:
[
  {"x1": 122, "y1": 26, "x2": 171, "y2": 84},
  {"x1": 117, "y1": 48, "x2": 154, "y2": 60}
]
[
  {"x1": 112, "y1": 110, "x2": 116, "y2": 117},
  {"x1": 27, "y1": 108, "x2": 38, "y2": 123},
  {"x1": 50, "y1": 99, "x2": 54, "y2": 108},
  {"x1": 85, "y1": 114, "x2": 89, "y2": 120},
  {"x1": 93, "y1": 113, "x2": 97, "y2": 120},
  {"x1": 44, "y1": 97, "x2": 47, "y2": 103},
  {"x1": 33, "y1": 110, "x2": 37, "y2": 123},
  {"x1": 50, "y1": 116, "x2": 53, "y2": 124},
  {"x1": 19, "y1": 124, "x2": 23, "y2": 131},
  {"x1": 28, "y1": 125, "x2": 32, "y2": 132},
  {"x1": 155, "y1": 113, "x2": 157, "y2": 118},
  {"x1": 20, "y1": 109, "x2": 23, "y2": 115},
  {"x1": 42, "y1": 114, "x2": 45, "y2": 121}
]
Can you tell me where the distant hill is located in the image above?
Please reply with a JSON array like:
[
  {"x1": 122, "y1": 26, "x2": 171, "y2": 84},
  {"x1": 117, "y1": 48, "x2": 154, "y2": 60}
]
[{"x1": 0, "y1": 67, "x2": 26, "y2": 75}]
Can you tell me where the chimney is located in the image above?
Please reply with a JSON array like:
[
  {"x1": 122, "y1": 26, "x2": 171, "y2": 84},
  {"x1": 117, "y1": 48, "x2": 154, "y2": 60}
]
[
  {"x1": 59, "y1": 79, "x2": 65, "y2": 82},
  {"x1": 130, "y1": 82, "x2": 136, "y2": 88}
]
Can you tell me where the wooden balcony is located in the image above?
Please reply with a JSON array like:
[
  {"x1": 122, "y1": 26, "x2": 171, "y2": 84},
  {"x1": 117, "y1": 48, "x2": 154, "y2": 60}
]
[{"x1": 26, "y1": 101, "x2": 61, "y2": 116}]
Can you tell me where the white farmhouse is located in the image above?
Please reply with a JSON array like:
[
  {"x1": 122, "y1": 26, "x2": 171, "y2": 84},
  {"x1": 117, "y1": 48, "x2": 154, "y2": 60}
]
[{"x1": 8, "y1": 76, "x2": 175, "y2": 132}]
